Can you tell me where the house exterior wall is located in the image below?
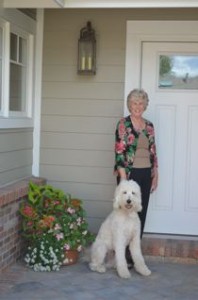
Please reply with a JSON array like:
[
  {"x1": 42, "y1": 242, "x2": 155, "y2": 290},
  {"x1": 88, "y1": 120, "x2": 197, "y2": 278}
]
[
  {"x1": 0, "y1": 9, "x2": 36, "y2": 188},
  {"x1": 0, "y1": 129, "x2": 33, "y2": 187},
  {"x1": 41, "y1": 8, "x2": 198, "y2": 232}
]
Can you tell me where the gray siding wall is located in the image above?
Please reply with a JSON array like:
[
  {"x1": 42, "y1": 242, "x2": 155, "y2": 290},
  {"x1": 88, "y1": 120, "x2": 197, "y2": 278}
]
[
  {"x1": 41, "y1": 8, "x2": 198, "y2": 232},
  {"x1": 0, "y1": 129, "x2": 33, "y2": 187}
]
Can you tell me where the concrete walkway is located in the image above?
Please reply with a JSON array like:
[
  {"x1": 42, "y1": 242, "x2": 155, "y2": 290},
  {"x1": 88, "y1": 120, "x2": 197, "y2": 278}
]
[{"x1": 0, "y1": 259, "x2": 198, "y2": 300}]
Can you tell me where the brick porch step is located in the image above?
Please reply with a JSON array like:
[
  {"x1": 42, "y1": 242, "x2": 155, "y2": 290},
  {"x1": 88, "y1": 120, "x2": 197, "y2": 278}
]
[{"x1": 142, "y1": 234, "x2": 198, "y2": 264}]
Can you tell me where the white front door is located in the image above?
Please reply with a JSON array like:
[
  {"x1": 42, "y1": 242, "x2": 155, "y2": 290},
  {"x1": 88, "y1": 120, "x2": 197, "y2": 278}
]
[{"x1": 125, "y1": 21, "x2": 198, "y2": 235}]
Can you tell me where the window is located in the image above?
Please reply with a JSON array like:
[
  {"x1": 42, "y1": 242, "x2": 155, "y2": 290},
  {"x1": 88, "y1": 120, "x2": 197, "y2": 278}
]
[
  {"x1": 0, "y1": 15, "x2": 35, "y2": 128},
  {"x1": 10, "y1": 32, "x2": 27, "y2": 112},
  {"x1": 158, "y1": 54, "x2": 198, "y2": 90}
]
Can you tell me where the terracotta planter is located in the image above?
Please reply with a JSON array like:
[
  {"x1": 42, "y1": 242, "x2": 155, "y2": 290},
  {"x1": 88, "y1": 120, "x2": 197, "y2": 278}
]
[{"x1": 63, "y1": 249, "x2": 79, "y2": 266}]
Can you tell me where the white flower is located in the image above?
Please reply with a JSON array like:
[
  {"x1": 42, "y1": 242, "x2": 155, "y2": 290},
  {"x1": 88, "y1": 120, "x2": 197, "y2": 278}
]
[
  {"x1": 63, "y1": 258, "x2": 69, "y2": 264},
  {"x1": 64, "y1": 244, "x2": 70, "y2": 250},
  {"x1": 25, "y1": 257, "x2": 30, "y2": 263},
  {"x1": 54, "y1": 223, "x2": 61, "y2": 230},
  {"x1": 77, "y1": 245, "x2": 82, "y2": 252},
  {"x1": 67, "y1": 207, "x2": 75, "y2": 214},
  {"x1": 55, "y1": 233, "x2": 64, "y2": 241}
]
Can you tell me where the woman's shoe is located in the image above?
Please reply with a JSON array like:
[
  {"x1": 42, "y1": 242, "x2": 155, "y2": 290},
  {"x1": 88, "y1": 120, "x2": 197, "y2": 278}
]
[{"x1": 125, "y1": 245, "x2": 134, "y2": 269}]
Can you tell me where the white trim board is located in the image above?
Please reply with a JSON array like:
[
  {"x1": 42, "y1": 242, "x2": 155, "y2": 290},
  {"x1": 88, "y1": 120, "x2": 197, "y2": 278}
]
[
  {"x1": 32, "y1": 9, "x2": 44, "y2": 177},
  {"x1": 3, "y1": 0, "x2": 198, "y2": 9}
]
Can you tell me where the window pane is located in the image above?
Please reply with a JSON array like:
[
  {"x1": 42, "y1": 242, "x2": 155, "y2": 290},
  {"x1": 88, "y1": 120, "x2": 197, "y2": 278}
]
[
  {"x1": 10, "y1": 33, "x2": 17, "y2": 61},
  {"x1": 159, "y1": 55, "x2": 198, "y2": 90},
  {"x1": 9, "y1": 62, "x2": 26, "y2": 111},
  {"x1": 0, "y1": 27, "x2": 2, "y2": 57},
  {"x1": 19, "y1": 37, "x2": 27, "y2": 64}
]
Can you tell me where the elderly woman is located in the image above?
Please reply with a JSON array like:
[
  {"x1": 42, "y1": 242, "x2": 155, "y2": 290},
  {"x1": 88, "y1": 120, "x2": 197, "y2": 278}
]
[{"x1": 114, "y1": 88, "x2": 158, "y2": 267}]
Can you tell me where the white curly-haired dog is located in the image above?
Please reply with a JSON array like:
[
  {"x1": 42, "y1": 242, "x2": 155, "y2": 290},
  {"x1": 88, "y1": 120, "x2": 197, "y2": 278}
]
[{"x1": 89, "y1": 180, "x2": 151, "y2": 279}]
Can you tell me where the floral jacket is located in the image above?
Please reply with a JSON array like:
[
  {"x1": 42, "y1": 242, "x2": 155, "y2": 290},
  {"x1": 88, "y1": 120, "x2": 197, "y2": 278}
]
[{"x1": 114, "y1": 115, "x2": 158, "y2": 178}]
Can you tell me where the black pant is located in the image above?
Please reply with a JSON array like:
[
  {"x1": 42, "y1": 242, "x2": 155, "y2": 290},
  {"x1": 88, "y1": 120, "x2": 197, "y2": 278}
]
[
  {"x1": 117, "y1": 168, "x2": 152, "y2": 263},
  {"x1": 129, "y1": 168, "x2": 152, "y2": 238}
]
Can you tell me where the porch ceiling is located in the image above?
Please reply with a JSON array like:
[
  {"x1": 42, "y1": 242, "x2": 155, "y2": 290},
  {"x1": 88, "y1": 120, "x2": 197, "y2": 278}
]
[{"x1": 2, "y1": 0, "x2": 198, "y2": 9}]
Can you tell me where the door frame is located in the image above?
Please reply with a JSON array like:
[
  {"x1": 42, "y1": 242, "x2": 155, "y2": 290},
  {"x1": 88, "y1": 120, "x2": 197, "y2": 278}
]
[
  {"x1": 125, "y1": 21, "x2": 198, "y2": 234},
  {"x1": 125, "y1": 20, "x2": 198, "y2": 116}
]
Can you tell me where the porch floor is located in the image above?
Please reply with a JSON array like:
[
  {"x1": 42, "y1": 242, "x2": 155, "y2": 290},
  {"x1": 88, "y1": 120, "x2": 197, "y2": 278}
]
[
  {"x1": 0, "y1": 234, "x2": 198, "y2": 300},
  {"x1": 0, "y1": 258, "x2": 198, "y2": 300}
]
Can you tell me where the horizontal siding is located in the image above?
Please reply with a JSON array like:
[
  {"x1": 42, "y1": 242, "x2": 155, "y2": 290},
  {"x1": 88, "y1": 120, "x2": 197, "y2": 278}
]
[
  {"x1": 41, "y1": 8, "x2": 198, "y2": 232},
  {"x1": 40, "y1": 149, "x2": 114, "y2": 167},
  {"x1": 40, "y1": 9, "x2": 134, "y2": 232},
  {"x1": 42, "y1": 82, "x2": 123, "y2": 99},
  {"x1": 42, "y1": 99, "x2": 122, "y2": 117},
  {"x1": 44, "y1": 181, "x2": 115, "y2": 201},
  {"x1": 0, "y1": 149, "x2": 32, "y2": 170},
  {"x1": 40, "y1": 165, "x2": 115, "y2": 185},
  {"x1": 83, "y1": 200, "x2": 112, "y2": 219},
  {"x1": 0, "y1": 166, "x2": 32, "y2": 187},
  {"x1": 86, "y1": 217, "x2": 105, "y2": 234},
  {"x1": 0, "y1": 129, "x2": 33, "y2": 187},
  {"x1": 0, "y1": 129, "x2": 33, "y2": 152},
  {"x1": 42, "y1": 65, "x2": 125, "y2": 83},
  {"x1": 40, "y1": 132, "x2": 114, "y2": 151},
  {"x1": 41, "y1": 116, "x2": 118, "y2": 134}
]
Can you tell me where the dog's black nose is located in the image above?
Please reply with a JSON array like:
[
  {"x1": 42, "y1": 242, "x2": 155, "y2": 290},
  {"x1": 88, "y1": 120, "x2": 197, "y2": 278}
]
[{"x1": 127, "y1": 199, "x2": 131, "y2": 204}]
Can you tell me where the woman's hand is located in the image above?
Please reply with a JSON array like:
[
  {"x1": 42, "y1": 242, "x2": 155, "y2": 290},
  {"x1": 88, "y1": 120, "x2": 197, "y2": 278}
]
[
  {"x1": 151, "y1": 168, "x2": 158, "y2": 193},
  {"x1": 118, "y1": 168, "x2": 127, "y2": 181}
]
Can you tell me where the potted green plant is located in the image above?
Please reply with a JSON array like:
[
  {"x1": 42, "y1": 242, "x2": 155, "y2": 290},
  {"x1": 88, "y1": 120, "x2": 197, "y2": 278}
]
[{"x1": 19, "y1": 182, "x2": 95, "y2": 271}]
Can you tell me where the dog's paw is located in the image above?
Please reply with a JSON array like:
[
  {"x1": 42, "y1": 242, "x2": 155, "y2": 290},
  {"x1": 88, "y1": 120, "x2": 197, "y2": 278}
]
[
  {"x1": 135, "y1": 264, "x2": 151, "y2": 276},
  {"x1": 117, "y1": 267, "x2": 131, "y2": 279},
  {"x1": 89, "y1": 263, "x2": 106, "y2": 273},
  {"x1": 141, "y1": 267, "x2": 151, "y2": 276}
]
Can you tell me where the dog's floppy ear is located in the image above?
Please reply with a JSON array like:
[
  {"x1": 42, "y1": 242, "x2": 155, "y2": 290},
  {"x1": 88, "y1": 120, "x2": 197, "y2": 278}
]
[
  {"x1": 113, "y1": 184, "x2": 121, "y2": 209},
  {"x1": 134, "y1": 186, "x2": 142, "y2": 212},
  {"x1": 113, "y1": 180, "x2": 128, "y2": 209},
  {"x1": 135, "y1": 201, "x2": 142, "y2": 212},
  {"x1": 128, "y1": 180, "x2": 142, "y2": 212}
]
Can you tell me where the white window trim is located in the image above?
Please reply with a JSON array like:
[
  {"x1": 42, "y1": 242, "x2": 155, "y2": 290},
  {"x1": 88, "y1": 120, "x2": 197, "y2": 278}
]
[
  {"x1": 0, "y1": 19, "x2": 9, "y2": 118},
  {"x1": 0, "y1": 10, "x2": 36, "y2": 128}
]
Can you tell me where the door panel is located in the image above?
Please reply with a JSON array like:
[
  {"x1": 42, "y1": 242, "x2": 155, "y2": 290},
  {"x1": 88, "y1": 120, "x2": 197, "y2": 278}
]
[{"x1": 141, "y1": 42, "x2": 198, "y2": 235}]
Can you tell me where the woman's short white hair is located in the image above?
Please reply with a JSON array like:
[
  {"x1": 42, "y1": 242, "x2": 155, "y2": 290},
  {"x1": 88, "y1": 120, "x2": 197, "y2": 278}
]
[{"x1": 127, "y1": 89, "x2": 149, "y2": 112}]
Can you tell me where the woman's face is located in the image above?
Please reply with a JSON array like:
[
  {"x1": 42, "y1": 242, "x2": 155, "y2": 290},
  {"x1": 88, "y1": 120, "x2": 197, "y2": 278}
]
[{"x1": 129, "y1": 97, "x2": 145, "y2": 118}]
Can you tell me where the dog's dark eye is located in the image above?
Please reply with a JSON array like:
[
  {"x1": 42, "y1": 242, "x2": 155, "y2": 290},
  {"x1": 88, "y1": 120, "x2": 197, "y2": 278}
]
[
  {"x1": 123, "y1": 191, "x2": 127, "y2": 194},
  {"x1": 132, "y1": 192, "x2": 136, "y2": 195}
]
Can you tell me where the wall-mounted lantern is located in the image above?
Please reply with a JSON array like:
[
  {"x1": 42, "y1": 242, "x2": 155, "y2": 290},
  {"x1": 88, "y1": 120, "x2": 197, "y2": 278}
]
[{"x1": 78, "y1": 21, "x2": 96, "y2": 75}]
